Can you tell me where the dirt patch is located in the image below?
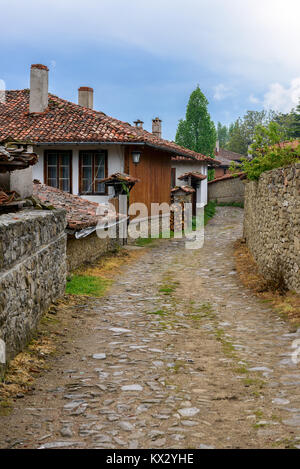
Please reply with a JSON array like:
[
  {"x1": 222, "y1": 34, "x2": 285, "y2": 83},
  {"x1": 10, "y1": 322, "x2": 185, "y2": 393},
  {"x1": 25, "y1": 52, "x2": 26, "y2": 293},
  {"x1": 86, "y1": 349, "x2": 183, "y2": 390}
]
[{"x1": 234, "y1": 239, "x2": 300, "y2": 326}]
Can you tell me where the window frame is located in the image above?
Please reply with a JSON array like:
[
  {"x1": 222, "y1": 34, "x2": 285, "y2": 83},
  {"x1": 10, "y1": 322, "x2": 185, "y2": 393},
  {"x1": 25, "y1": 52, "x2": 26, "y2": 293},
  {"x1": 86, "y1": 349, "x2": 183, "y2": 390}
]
[
  {"x1": 171, "y1": 167, "x2": 176, "y2": 188},
  {"x1": 44, "y1": 150, "x2": 72, "y2": 193},
  {"x1": 79, "y1": 149, "x2": 108, "y2": 195}
]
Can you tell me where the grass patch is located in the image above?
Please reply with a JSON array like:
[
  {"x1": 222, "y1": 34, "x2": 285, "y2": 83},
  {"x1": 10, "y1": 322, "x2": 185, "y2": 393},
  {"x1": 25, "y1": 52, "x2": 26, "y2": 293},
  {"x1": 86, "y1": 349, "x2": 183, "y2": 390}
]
[
  {"x1": 243, "y1": 377, "x2": 265, "y2": 389},
  {"x1": 135, "y1": 237, "x2": 156, "y2": 247},
  {"x1": 0, "y1": 400, "x2": 12, "y2": 416},
  {"x1": 204, "y1": 201, "x2": 217, "y2": 225},
  {"x1": 147, "y1": 310, "x2": 168, "y2": 317},
  {"x1": 217, "y1": 201, "x2": 244, "y2": 208},
  {"x1": 66, "y1": 275, "x2": 111, "y2": 297}
]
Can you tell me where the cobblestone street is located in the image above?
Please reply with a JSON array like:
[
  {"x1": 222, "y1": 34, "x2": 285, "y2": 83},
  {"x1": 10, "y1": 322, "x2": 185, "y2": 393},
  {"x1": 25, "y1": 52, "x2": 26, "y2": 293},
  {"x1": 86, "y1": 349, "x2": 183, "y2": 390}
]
[{"x1": 1, "y1": 207, "x2": 300, "y2": 449}]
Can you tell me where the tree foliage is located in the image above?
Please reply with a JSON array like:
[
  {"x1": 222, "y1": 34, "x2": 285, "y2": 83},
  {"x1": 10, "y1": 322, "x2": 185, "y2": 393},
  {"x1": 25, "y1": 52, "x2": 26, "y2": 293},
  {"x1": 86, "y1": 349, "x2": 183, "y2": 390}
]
[
  {"x1": 226, "y1": 110, "x2": 275, "y2": 155},
  {"x1": 216, "y1": 122, "x2": 229, "y2": 148},
  {"x1": 230, "y1": 122, "x2": 300, "y2": 180},
  {"x1": 175, "y1": 86, "x2": 216, "y2": 158}
]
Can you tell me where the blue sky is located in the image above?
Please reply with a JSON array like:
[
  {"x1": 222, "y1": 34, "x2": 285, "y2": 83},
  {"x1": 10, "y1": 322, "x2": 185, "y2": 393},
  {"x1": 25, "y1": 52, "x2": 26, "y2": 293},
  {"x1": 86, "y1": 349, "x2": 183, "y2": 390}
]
[{"x1": 1, "y1": 0, "x2": 300, "y2": 140}]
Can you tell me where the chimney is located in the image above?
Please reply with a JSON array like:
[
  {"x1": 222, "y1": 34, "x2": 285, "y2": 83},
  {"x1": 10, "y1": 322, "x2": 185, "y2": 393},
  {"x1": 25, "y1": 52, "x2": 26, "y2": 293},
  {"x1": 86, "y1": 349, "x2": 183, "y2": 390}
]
[
  {"x1": 215, "y1": 140, "x2": 220, "y2": 153},
  {"x1": 152, "y1": 117, "x2": 162, "y2": 138},
  {"x1": 133, "y1": 119, "x2": 144, "y2": 129},
  {"x1": 78, "y1": 86, "x2": 93, "y2": 109},
  {"x1": 29, "y1": 64, "x2": 49, "y2": 113}
]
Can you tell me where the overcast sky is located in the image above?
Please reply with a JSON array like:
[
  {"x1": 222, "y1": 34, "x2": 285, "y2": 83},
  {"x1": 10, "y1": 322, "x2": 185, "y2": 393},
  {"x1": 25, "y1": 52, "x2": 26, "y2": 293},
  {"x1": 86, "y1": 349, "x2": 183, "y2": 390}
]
[{"x1": 1, "y1": 0, "x2": 300, "y2": 140}]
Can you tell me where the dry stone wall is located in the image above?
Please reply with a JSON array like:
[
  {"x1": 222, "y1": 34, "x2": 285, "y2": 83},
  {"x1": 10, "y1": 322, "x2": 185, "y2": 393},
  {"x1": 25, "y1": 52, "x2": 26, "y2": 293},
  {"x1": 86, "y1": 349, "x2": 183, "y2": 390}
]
[
  {"x1": 243, "y1": 164, "x2": 300, "y2": 292},
  {"x1": 0, "y1": 209, "x2": 67, "y2": 375}
]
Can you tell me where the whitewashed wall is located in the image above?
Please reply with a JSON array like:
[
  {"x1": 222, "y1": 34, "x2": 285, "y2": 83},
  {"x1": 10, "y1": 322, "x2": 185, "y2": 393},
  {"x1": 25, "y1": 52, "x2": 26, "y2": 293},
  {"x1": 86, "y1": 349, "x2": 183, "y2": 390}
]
[
  {"x1": 172, "y1": 161, "x2": 208, "y2": 206},
  {"x1": 32, "y1": 144, "x2": 124, "y2": 204}
]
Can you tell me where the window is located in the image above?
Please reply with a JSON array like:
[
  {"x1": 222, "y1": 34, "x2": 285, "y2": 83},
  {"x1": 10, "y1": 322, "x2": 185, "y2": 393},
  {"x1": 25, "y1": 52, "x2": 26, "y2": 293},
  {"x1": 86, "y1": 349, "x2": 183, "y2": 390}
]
[
  {"x1": 171, "y1": 168, "x2": 176, "y2": 188},
  {"x1": 44, "y1": 150, "x2": 72, "y2": 192},
  {"x1": 79, "y1": 150, "x2": 107, "y2": 195}
]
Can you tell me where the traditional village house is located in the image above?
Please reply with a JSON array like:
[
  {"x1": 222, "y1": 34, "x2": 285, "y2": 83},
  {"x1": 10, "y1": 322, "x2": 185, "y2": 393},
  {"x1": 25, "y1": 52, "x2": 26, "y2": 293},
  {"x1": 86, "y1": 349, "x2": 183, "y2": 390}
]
[
  {"x1": 0, "y1": 64, "x2": 218, "y2": 222},
  {"x1": 214, "y1": 140, "x2": 246, "y2": 179}
]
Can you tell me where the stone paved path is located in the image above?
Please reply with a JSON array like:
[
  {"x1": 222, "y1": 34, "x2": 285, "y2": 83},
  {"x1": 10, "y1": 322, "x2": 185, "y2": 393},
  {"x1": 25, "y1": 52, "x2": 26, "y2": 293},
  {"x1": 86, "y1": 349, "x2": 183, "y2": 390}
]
[{"x1": 1, "y1": 207, "x2": 300, "y2": 449}]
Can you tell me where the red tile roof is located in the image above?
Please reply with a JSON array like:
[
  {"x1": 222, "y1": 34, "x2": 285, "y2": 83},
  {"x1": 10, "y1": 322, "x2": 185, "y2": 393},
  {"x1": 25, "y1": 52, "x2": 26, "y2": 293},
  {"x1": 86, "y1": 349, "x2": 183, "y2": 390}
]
[
  {"x1": 172, "y1": 153, "x2": 220, "y2": 165},
  {"x1": 100, "y1": 172, "x2": 140, "y2": 184},
  {"x1": 0, "y1": 90, "x2": 217, "y2": 163},
  {"x1": 277, "y1": 140, "x2": 299, "y2": 150},
  {"x1": 0, "y1": 144, "x2": 38, "y2": 172},
  {"x1": 33, "y1": 182, "x2": 122, "y2": 231},
  {"x1": 178, "y1": 171, "x2": 207, "y2": 181},
  {"x1": 214, "y1": 148, "x2": 246, "y2": 166},
  {"x1": 171, "y1": 185, "x2": 195, "y2": 194},
  {"x1": 208, "y1": 172, "x2": 244, "y2": 184}
]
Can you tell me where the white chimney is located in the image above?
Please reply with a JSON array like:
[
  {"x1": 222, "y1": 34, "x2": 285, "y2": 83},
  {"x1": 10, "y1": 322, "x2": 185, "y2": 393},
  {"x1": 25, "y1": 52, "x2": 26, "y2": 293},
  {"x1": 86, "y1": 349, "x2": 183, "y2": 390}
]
[
  {"x1": 78, "y1": 86, "x2": 93, "y2": 109},
  {"x1": 215, "y1": 140, "x2": 220, "y2": 153},
  {"x1": 29, "y1": 64, "x2": 49, "y2": 113},
  {"x1": 152, "y1": 117, "x2": 162, "y2": 138}
]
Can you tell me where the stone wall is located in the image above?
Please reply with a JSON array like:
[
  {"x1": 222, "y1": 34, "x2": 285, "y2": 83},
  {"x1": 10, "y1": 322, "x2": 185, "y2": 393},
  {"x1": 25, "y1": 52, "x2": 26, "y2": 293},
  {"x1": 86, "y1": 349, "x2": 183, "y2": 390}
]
[
  {"x1": 208, "y1": 177, "x2": 245, "y2": 204},
  {"x1": 0, "y1": 209, "x2": 67, "y2": 374},
  {"x1": 244, "y1": 164, "x2": 300, "y2": 293},
  {"x1": 67, "y1": 231, "x2": 121, "y2": 272}
]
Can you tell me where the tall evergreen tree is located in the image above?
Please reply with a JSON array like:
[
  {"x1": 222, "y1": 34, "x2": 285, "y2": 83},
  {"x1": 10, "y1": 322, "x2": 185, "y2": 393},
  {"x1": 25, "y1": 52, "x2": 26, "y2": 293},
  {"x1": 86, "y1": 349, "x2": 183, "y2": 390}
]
[
  {"x1": 217, "y1": 122, "x2": 229, "y2": 148},
  {"x1": 175, "y1": 86, "x2": 216, "y2": 157}
]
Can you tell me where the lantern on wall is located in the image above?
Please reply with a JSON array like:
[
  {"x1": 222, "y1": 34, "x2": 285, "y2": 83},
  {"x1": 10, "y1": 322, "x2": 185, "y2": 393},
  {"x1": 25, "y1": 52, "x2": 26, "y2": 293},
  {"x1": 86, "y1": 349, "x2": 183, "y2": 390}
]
[{"x1": 131, "y1": 151, "x2": 141, "y2": 165}]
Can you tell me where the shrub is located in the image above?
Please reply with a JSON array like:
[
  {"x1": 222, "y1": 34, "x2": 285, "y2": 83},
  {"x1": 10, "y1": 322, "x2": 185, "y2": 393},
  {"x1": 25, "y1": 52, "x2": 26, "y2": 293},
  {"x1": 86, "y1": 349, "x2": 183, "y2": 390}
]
[{"x1": 230, "y1": 122, "x2": 300, "y2": 180}]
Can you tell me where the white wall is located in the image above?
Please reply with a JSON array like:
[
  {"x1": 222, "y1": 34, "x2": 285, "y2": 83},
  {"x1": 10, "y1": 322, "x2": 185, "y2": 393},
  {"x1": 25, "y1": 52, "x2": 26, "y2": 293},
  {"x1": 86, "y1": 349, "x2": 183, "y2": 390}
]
[
  {"x1": 172, "y1": 160, "x2": 208, "y2": 206},
  {"x1": 32, "y1": 144, "x2": 124, "y2": 204}
]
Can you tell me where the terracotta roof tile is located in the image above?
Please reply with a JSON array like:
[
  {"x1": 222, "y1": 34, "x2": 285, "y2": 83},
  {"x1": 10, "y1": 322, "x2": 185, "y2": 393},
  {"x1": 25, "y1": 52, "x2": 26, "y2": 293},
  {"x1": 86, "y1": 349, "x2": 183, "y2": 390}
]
[
  {"x1": 208, "y1": 172, "x2": 244, "y2": 183},
  {"x1": 214, "y1": 148, "x2": 247, "y2": 166},
  {"x1": 100, "y1": 172, "x2": 140, "y2": 184},
  {"x1": 33, "y1": 182, "x2": 121, "y2": 231},
  {"x1": 0, "y1": 90, "x2": 217, "y2": 163},
  {"x1": 178, "y1": 171, "x2": 207, "y2": 181},
  {"x1": 171, "y1": 185, "x2": 195, "y2": 194},
  {"x1": 0, "y1": 144, "x2": 38, "y2": 172}
]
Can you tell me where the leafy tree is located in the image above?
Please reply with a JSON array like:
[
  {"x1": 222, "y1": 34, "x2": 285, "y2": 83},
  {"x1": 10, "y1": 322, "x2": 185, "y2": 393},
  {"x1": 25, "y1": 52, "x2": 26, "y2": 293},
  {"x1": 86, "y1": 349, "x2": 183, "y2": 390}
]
[
  {"x1": 226, "y1": 118, "x2": 246, "y2": 154},
  {"x1": 230, "y1": 122, "x2": 300, "y2": 180},
  {"x1": 175, "y1": 86, "x2": 216, "y2": 158},
  {"x1": 290, "y1": 99, "x2": 300, "y2": 138},
  {"x1": 226, "y1": 110, "x2": 276, "y2": 155},
  {"x1": 217, "y1": 122, "x2": 229, "y2": 148}
]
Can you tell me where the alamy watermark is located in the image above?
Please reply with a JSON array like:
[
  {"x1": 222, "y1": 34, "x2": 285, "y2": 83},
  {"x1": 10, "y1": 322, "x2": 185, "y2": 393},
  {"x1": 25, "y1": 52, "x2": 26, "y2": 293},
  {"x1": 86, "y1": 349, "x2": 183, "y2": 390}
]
[
  {"x1": 0, "y1": 339, "x2": 6, "y2": 365},
  {"x1": 291, "y1": 339, "x2": 300, "y2": 365},
  {"x1": 95, "y1": 196, "x2": 206, "y2": 250}
]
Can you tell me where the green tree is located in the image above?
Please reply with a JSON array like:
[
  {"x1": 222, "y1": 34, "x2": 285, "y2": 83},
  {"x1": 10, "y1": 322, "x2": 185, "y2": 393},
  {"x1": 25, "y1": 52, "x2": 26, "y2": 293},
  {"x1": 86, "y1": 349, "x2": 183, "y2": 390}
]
[
  {"x1": 226, "y1": 110, "x2": 276, "y2": 155},
  {"x1": 217, "y1": 122, "x2": 229, "y2": 148},
  {"x1": 230, "y1": 122, "x2": 300, "y2": 180},
  {"x1": 175, "y1": 86, "x2": 216, "y2": 158},
  {"x1": 290, "y1": 99, "x2": 300, "y2": 138},
  {"x1": 226, "y1": 118, "x2": 246, "y2": 154}
]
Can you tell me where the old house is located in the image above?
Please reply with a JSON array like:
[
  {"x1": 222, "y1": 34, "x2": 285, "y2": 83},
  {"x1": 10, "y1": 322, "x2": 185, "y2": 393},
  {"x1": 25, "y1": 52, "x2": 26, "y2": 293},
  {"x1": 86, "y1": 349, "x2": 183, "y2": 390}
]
[
  {"x1": 0, "y1": 64, "x2": 217, "y2": 219},
  {"x1": 214, "y1": 141, "x2": 245, "y2": 179},
  {"x1": 171, "y1": 152, "x2": 220, "y2": 213}
]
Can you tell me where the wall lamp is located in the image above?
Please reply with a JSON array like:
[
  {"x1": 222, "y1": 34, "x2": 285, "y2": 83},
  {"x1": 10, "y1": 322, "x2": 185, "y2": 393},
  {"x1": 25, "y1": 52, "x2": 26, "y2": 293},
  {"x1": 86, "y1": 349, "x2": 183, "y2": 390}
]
[{"x1": 131, "y1": 151, "x2": 141, "y2": 165}]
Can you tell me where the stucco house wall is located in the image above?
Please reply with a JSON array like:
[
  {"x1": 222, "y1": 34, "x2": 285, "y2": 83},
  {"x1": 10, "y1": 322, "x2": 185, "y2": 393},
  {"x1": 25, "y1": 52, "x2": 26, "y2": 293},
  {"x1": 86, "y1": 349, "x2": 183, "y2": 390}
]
[
  {"x1": 172, "y1": 161, "x2": 208, "y2": 206},
  {"x1": 33, "y1": 144, "x2": 124, "y2": 204}
]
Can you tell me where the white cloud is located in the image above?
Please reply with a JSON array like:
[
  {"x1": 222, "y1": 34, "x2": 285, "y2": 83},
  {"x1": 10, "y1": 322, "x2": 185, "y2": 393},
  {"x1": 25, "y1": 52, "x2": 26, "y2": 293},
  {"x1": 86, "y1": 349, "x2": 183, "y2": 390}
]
[
  {"x1": 213, "y1": 84, "x2": 235, "y2": 101},
  {"x1": 1, "y1": 0, "x2": 300, "y2": 86},
  {"x1": 263, "y1": 78, "x2": 300, "y2": 112},
  {"x1": 249, "y1": 94, "x2": 260, "y2": 105}
]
